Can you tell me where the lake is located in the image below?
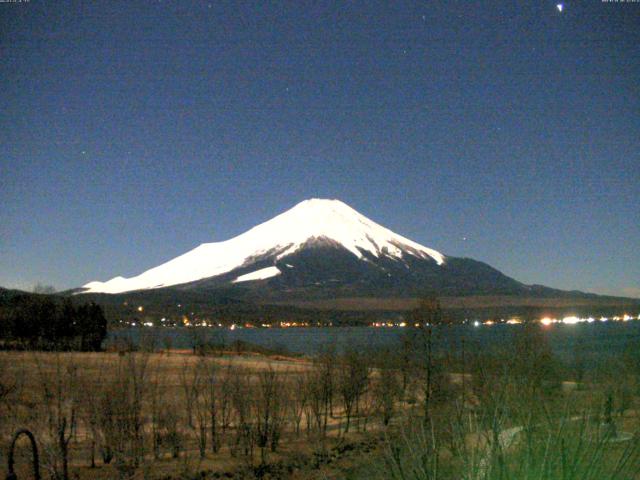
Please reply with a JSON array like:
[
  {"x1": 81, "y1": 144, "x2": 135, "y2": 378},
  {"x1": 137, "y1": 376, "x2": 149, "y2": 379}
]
[{"x1": 109, "y1": 322, "x2": 640, "y2": 364}]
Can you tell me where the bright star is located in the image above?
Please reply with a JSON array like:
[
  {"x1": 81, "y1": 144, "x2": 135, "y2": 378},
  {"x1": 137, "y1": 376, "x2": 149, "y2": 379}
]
[{"x1": 556, "y1": 3, "x2": 563, "y2": 12}]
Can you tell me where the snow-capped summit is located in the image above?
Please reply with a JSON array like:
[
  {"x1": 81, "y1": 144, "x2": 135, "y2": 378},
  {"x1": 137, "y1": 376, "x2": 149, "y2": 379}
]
[{"x1": 81, "y1": 198, "x2": 445, "y2": 294}]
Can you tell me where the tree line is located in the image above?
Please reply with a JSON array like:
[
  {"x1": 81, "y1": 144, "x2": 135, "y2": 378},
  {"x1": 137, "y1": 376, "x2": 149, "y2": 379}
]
[{"x1": 0, "y1": 294, "x2": 107, "y2": 351}]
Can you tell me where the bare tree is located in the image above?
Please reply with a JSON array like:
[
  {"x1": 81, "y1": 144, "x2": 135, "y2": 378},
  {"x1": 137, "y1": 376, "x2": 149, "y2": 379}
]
[
  {"x1": 511, "y1": 322, "x2": 561, "y2": 400},
  {"x1": 162, "y1": 335, "x2": 173, "y2": 355},
  {"x1": 337, "y1": 348, "x2": 369, "y2": 434},
  {"x1": 398, "y1": 335, "x2": 416, "y2": 399},
  {"x1": 97, "y1": 383, "x2": 117, "y2": 465},
  {"x1": 34, "y1": 353, "x2": 78, "y2": 480},
  {"x1": 374, "y1": 365, "x2": 401, "y2": 427},
  {"x1": 305, "y1": 364, "x2": 332, "y2": 448},
  {"x1": 148, "y1": 364, "x2": 163, "y2": 460},
  {"x1": 218, "y1": 363, "x2": 235, "y2": 448},
  {"x1": 157, "y1": 407, "x2": 182, "y2": 459},
  {"x1": 318, "y1": 345, "x2": 337, "y2": 417},
  {"x1": 288, "y1": 372, "x2": 308, "y2": 437},
  {"x1": 97, "y1": 352, "x2": 150, "y2": 476},
  {"x1": 125, "y1": 352, "x2": 149, "y2": 468},
  {"x1": 191, "y1": 358, "x2": 210, "y2": 458},
  {"x1": 147, "y1": 362, "x2": 184, "y2": 461},
  {"x1": 229, "y1": 368, "x2": 255, "y2": 460},
  {"x1": 204, "y1": 358, "x2": 227, "y2": 453},
  {"x1": 180, "y1": 358, "x2": 198, "y2": 430},
  {"x1": 0, "y1": 353, "x2": 24, "y2": 424},
  {"x1": 411, "y1": 296, "x2": 448, "y2": 425},
  {"x1": 77, "y1": 360, "x2": 105, "y2": 468},
  {"x1": 253, "y1": 367, "x2": 286, "y2": 464},
  {"x1": 358, "y1": 375, "x2": 377, "y2": 432}
]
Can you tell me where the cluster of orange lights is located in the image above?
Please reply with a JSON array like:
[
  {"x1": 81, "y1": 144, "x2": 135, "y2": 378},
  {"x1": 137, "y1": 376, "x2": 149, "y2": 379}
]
[
  {"x1": 278, "y1": 321, "x2": 311, "y2": 328},
  {"x1": 370, "y1": 322, "x2": 410, "y2": 328}
]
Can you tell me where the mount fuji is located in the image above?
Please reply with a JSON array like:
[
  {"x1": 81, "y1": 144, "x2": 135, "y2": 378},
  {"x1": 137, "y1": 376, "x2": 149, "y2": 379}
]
[{"x1": 80, "y1": 198, "x2": 537, "y2": 299}]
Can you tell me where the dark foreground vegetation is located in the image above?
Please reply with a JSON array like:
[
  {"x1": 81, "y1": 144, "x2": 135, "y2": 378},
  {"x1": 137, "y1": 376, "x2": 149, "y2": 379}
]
[
  {"x1": 1, "y1": 306, "x2": 640, "y2": 479},
  {"x1": 0, "y1": 293, "x2": 107, "y2": 351}
]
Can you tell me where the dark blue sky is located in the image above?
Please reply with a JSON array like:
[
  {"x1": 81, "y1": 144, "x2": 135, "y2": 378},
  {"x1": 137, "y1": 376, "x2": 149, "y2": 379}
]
[{"x1": 1, "y1": 1, "x2": 638, "y2": 297}]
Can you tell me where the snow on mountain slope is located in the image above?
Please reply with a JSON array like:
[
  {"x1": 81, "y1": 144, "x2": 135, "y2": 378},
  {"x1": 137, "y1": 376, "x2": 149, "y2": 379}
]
[
  {"x1": 81, "y1": 199, "x2": 445, "y2": 294},
  {"x1": 232, "y1": 266, "x2": 281, "y2": 283}
]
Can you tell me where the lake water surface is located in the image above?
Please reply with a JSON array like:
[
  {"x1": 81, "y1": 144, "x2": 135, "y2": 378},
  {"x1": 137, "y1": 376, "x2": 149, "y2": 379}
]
[{"x1": 109, "y1": 322, "x2": 640, "y2": 363}]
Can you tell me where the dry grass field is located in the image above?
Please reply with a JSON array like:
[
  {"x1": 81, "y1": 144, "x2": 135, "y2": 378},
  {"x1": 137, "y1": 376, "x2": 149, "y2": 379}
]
[
  {"x1": 2, "y1": 328, "x2": 640, "y2": 480},
  {"x1": 0, "y1": 349, "x2": 398, "y2": 479}
]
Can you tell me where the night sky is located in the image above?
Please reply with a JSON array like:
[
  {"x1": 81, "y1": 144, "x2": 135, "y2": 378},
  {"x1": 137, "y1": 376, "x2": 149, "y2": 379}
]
[{"x1": 1, "y1": 1, "x2": 638, "y2": 297}]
